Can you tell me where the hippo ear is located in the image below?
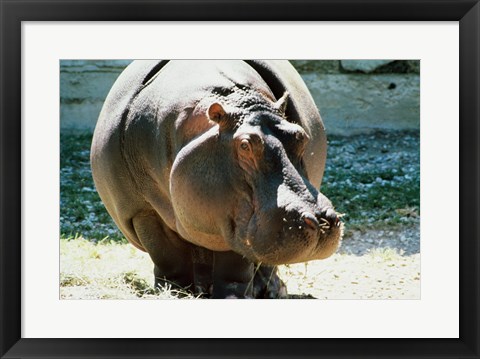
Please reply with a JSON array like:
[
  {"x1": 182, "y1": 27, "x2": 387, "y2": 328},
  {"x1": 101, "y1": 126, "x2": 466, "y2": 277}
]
[
  {"x1": 274, "y1": 91, "x2": 289, "y2": 115},
  {"x1": 208, "y1": 102, "x2": 233, "y2": 131}
]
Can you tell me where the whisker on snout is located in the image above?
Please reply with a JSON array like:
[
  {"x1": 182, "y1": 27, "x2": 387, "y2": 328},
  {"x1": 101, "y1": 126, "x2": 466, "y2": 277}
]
[{"x1": 319, "y1": 218, "x2": 331, "y2": 230}]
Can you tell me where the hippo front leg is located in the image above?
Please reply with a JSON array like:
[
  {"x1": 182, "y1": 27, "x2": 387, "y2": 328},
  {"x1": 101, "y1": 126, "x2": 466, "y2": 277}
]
[
  {"x1": 191, "y1": 246, "x2": 214, "y2": 297},
  {"x1": 132, "y1": 213, "x2": 194, "y2": 292},
  {"x1": 253, "y1": 265, "x2": 288, "y2": 299},
  {"x1": 212, "y1": 251, "x2": 254, "y2": 298}
]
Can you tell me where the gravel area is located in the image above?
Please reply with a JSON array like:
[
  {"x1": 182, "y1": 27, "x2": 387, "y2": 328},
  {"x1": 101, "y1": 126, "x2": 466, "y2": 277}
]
[
  {"x1": 327, "y1": 130, "x2": 420, "y2": 258},
  {"x1": 322, "y1": 130, "x2": 420, "y2": 230},
  {"x1": 340, "y1": 226, "x2": 419, "y2": 256}
]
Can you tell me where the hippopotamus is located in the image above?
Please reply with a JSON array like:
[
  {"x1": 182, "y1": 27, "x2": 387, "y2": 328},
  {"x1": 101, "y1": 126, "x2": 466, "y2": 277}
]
[{"x1": 91, "y1": 60, "x2": 343, "y2": 298}]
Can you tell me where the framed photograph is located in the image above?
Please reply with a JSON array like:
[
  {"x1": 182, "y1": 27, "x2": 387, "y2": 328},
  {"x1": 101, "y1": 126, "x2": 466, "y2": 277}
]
[{"x1": 1, "y1": 1, "x2": 479, "y2": 358}]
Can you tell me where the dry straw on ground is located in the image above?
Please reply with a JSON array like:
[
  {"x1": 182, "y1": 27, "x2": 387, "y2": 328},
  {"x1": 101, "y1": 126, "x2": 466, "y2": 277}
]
[{"x1": 60, "y1": 226, "x2": 420, "y2": 300}]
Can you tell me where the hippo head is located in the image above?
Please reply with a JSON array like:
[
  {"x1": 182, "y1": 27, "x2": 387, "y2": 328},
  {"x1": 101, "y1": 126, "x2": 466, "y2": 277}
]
[{"x1": 170, "y1": 92, "x2": 343, "y2": 265}]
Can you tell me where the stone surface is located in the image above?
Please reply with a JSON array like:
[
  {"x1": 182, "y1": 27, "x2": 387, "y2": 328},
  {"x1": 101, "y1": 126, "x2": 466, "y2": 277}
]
[
  {"x1": 60, "y1": 60, "x2": 420, "y2": 134},
  {"x1": 373, "y1": 60, "x2": 420, "y2": 74},
  {"x1": 290, "y1": 60, "x2": 340, "y2": 74},
  {"x1": 340, "y1": 60, "x2": 394, "y2": 73},
  {"x1": 60, "y1": 60, "x2": 132, "y2": 132},
  {"x1": 301, "y1": 72, "x2": 420, "y2": 135}
]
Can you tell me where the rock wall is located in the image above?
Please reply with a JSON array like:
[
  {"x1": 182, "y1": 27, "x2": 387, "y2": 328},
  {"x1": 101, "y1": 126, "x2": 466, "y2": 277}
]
[
  {"x1": 60, "y1": 60, "x2": 419, "y2": 135},
  {"x1": 60, "y1": 60, "x2": 132, "y2": 132}
]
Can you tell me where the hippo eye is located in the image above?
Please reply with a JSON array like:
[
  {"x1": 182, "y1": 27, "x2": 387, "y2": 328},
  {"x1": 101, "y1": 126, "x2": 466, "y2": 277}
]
[{"x1": 240, "y1": 139, "x2": 250, "y2": 151}]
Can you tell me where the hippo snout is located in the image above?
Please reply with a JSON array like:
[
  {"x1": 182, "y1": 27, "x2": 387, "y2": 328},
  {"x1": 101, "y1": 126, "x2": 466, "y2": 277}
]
[{"x1": 249, "y1": 203, "x2": 342, "y2": 265}]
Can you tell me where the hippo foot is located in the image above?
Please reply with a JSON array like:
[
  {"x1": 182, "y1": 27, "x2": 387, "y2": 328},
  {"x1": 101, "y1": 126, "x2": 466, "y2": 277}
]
[
  {"x1": 253, "y1": 265, "x2": 287, "y2": 299},
  {"x1": 153, "y1": 251, "x2": 288, "y2": 299},
  {"x1": 211, "y1": 281, "x2": 254, "y2": 299}
]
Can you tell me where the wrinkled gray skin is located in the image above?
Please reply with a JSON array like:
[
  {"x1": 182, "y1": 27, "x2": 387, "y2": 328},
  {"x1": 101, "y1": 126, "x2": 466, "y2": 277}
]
[{"x1": 91, "y1": 60, "x2": 343, "y2": 298}]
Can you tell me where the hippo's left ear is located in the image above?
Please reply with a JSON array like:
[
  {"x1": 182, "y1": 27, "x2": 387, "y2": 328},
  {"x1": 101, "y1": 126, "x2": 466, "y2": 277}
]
[
  {"x1": 274, "y1": 92, "x2": 289, "y2": 115},
  {"x1": 208, "y1": 102, "x2": 234, "y2": 131}
]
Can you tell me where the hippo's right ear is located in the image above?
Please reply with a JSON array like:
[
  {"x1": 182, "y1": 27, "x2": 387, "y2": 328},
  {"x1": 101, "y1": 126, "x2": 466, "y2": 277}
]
[
  {"x1": 274, "y1": 91, "x2": 289, "y2": 115},
  {"x1": 208, "y1": 102, "x2": 233, "y2": 131}
]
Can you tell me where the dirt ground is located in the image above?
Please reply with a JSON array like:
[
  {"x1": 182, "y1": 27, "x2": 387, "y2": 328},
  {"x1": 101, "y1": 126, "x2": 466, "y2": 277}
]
[
  {"x1": 280, "y1": 225, "x2": 420, "y2": 299},
  {"x1": 60, "y1": 225, "x2": 420, "y2": 300}
]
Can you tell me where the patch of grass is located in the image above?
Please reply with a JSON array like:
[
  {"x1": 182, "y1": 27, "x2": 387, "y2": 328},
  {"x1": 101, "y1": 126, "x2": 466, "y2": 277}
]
[
  {"x1": 123, "y1": 271, "x2": 156, "y2": 295},
  {"x1": 322, "y1": 132, "x2": 420, "y2": 230},
  {"x1": 322, "y1": 176, "x2": 420, "y2": 229},
  {"x1": 60, "y1": 273, "x2": 91, "y2": 287},
  {"x1": 61, "y1": 133, "x2": 124, "y2": 241}
]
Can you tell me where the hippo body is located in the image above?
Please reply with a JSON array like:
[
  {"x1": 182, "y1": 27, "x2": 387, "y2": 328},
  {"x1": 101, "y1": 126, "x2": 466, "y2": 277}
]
[{"x1": 91, "y1": 60, "x2": 343, "y2": 298}]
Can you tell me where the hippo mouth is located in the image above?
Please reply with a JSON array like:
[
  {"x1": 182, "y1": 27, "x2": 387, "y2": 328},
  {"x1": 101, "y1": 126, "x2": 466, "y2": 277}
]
[{"x1": 232, "y1": 208, "x2": 344, "y2": 265}]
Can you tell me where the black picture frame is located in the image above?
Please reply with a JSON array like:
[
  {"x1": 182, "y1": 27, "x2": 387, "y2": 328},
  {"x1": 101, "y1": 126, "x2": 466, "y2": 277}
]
[{"x1": 1, "y1": 1, "x2": 479, "y2": 358}]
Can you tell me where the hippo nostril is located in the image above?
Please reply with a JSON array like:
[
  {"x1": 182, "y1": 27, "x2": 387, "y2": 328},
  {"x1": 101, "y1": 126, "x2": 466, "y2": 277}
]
[
  {"x1": 302, "y1": 212, "x2": 320, "y2": 232},
  {"x1": 317, "y1": 208, "x2": 340, "y2": 228}
]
